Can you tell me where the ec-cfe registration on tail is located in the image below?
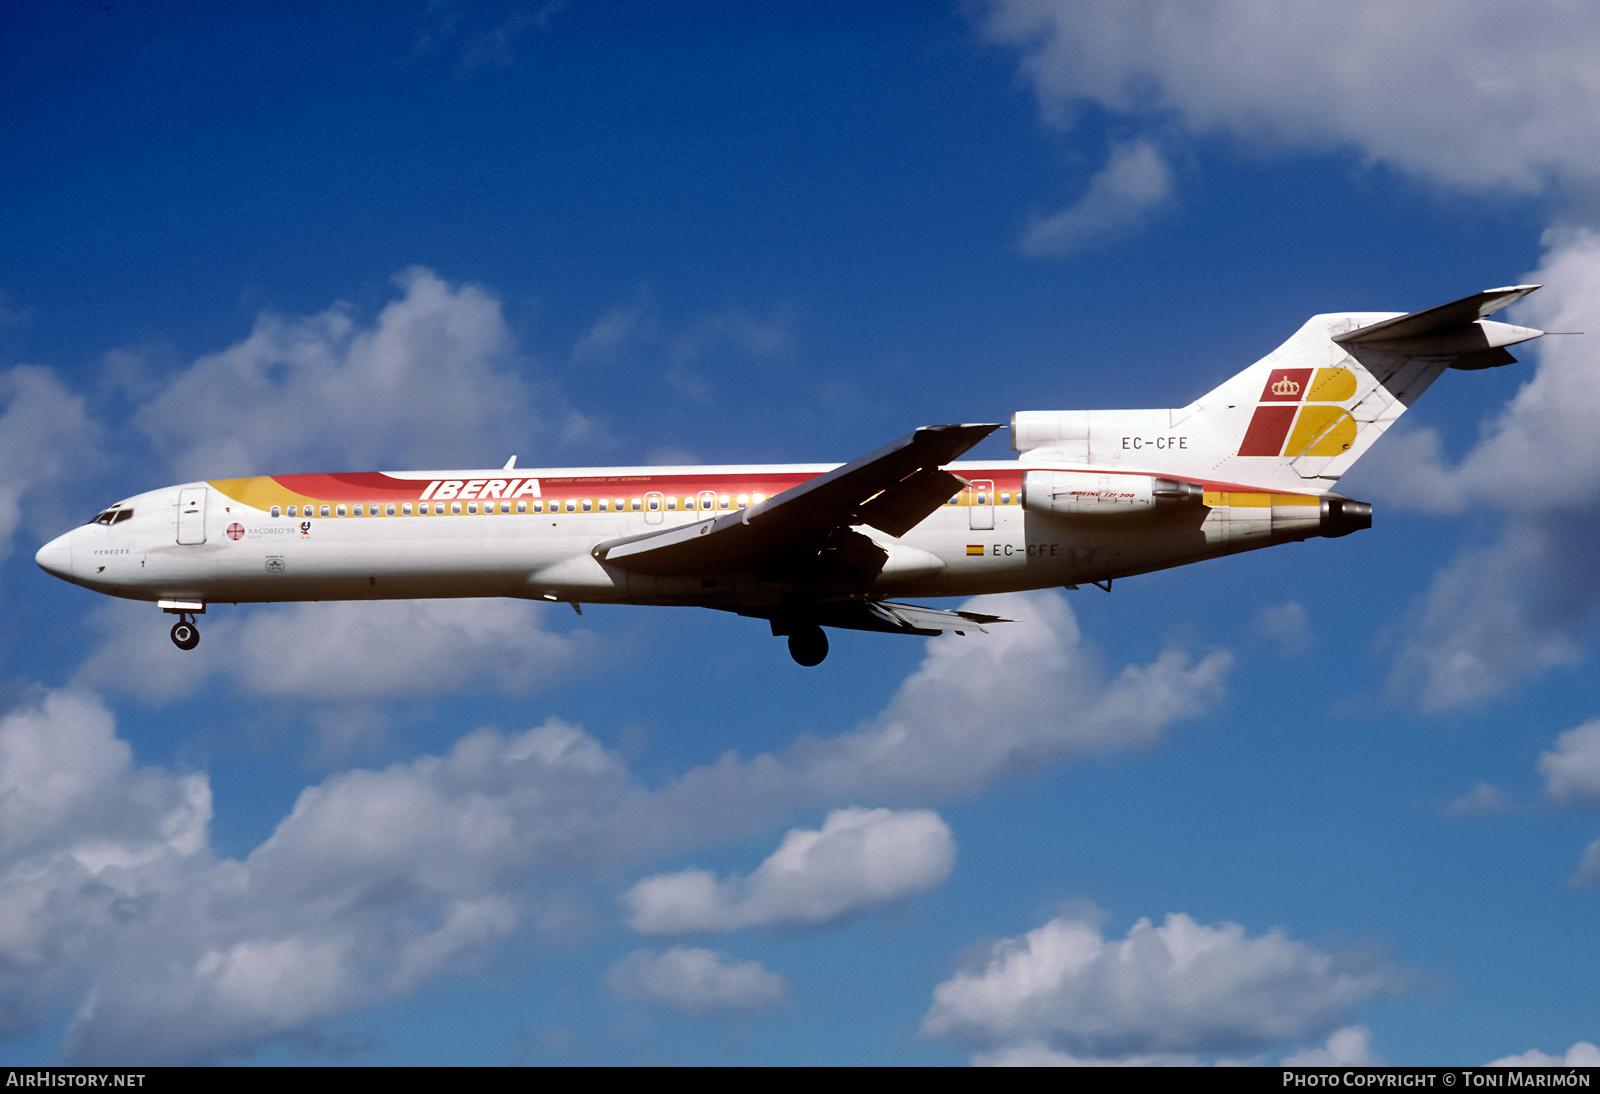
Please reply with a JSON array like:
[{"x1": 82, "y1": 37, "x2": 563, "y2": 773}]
[{"x1": 37, "y1": 286, "x2": 1545, "y2": 665}]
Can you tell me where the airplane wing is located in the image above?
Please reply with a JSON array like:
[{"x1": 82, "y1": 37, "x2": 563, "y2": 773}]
[{"x1": 595, "y1": 423, "x2": 1000, "y2": 577}]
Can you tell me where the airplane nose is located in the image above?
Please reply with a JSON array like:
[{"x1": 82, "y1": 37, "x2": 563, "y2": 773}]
[{"x1": 35, "y1": 531, "x2": 74, "y2": 580}]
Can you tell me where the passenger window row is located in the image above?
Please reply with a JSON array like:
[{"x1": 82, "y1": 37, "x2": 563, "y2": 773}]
[
  {"x1": 263, "y1": 492, "x2": 771, "y2": 519},
  {"x1": 943, "y1": 491, "x2": 1014, "y2": 505}
]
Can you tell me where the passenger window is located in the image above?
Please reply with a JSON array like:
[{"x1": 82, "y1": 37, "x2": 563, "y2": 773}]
[
  {"x1": 736, "y1": 494, "x2": 749, "y2": 508},
  {"x1": 517, "y1": 501, "x2": 527, "y2": 513},
  {"x1": 270, "y1": 506, "x2": 281, "y2": 518},
  {"x1": 582, "y1": 499, "x2": 592, "y2": 512},
  {"x1": 386, "y1": 503, "x2": 396, "y2": 516},
  {"x1": 320, "y1": 505, "x2": 330, "y2": 517},
  {"x1": 631, "y1": 498, "x2": 641, "y2": 511},
  {"x1": 451, "y1": 502, "x2": 462, "y2": 515},
  {"x1": 1000, "y1": 492, "x2": 1009, "y2": 504},
  {"x1": 648, "y1": 497, "x2": 660, "y2": 512},
  {"x1": 752, "y1": 493, "x2": 765, "y2": 504},
  {"x1": 615, "y1": 498, "x2": 625, "y2": 511},
  {"x1": 468, "y1": 502, "x2": 478, "y2": 514},
  {"x1": 666, "y1": 498, "x2": 676, "y2": 510},
  {"x1": 402, "y1": 503, "x2": 412, "y2": 515},
  {"x1": 288, "y1": 505, "x2": 297, "y2": 517},
  {"x1": 532, "y1": 500, "x2": 543, "y2": 513},
  {"x1": 598, "y1": 499, "x2": 608, "y2": 512},
  {"x1": 719, "y1": 495, "x2": 730, "y2": 509},
  {"x1": 336, "y1": 505, "x2": 346, "y2": 517},
  {"x1": 354, "y1": 504, "x2": 363, "y2": 516},
  {"x1": 565, "y1": 500, "x2": 576, "y2": 513}
]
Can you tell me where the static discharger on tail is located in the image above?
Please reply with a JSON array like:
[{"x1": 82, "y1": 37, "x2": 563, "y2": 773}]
[{"x1": 37, "y1": 285, "x2": 1547, "y2": 664}]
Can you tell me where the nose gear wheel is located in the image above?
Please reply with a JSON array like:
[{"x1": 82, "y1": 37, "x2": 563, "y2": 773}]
[{"x1": 170, "y1": 615, "x2": 200, "y2": 651}]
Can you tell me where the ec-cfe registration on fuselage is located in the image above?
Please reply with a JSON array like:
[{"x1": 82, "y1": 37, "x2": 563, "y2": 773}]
[{"x1": 36, "y1": 286, "x2": 1545, "y2": 665}]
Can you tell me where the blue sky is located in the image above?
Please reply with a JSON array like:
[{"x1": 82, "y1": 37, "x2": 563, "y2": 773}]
[{"x1": 3, "y1": 0, "x2": 1600, "y2": 1066}]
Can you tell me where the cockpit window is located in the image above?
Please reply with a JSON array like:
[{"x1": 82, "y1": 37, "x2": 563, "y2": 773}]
[{"x1": 89, "y1": 508, "x2": 133, "y2": 526}]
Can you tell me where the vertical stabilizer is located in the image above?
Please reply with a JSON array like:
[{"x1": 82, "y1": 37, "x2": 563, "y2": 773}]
[{"x1": 1012, "y1": 286, "x2": 1543, "y2": 492}]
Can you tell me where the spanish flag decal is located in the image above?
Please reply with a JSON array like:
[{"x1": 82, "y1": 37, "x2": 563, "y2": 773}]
[{"x1": 966, "y1": 544, "x2": 984, "y2": 556}]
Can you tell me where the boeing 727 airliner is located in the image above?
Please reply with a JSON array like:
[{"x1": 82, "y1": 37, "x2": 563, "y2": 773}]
[{"x1": 36, "y1": 286, "x2": 1546, "y2": 664}]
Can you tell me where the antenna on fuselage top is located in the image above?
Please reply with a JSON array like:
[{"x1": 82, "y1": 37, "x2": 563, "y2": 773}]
[{"x1": 503, "y1": 456, "x2": 517, "y2": 470}]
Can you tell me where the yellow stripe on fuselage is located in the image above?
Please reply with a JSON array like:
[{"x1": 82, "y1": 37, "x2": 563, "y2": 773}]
[{"x1": 1202, "y1": 491, "x2": 1320, "y2": 508}]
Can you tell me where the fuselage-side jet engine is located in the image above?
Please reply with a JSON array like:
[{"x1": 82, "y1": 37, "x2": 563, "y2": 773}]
[{"x1": 37, "y1": 286, "x2": 1545, "y2": 664}]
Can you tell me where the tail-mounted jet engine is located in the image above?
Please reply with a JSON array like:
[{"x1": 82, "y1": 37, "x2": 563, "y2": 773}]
[{"x1": 1021, "y1": 470, "x2": 1204, "y2": 516}]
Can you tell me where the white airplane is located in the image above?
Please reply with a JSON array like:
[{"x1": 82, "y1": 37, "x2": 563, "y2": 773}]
[{"x1": 36, "y1": 285, "x2": 1545, "y2": 665}]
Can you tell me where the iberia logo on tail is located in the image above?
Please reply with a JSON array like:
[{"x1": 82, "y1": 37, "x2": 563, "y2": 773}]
[{"x1": 1239, "y1": 367, "x2": 1359, "y2": 459}]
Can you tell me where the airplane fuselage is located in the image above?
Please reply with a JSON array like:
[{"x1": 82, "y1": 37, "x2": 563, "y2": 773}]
[{"x1": 39, "y1": 460, "x2": 1340, "y2": 615}]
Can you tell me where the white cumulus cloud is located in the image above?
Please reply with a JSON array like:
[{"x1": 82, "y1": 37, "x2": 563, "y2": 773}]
[
  {"x1": 132, "y1": 267, "x2": 594, "y2": 482},
  {"x1": 923, "y1": 912, "x2": 1399, "y2": 1060},
  {"x1": 5, "y1": 588, "x2": 1229, "y2": 1063},
  {"x1": 606, "y1": 948, "x2": 787, "y2": 1015},
  {"x1": 984, "y1": 0, "x2": 1600, "y2": 194},
  {"x1": 622, "y1": 807, "x2": 954, "y2": 934},
  {"x1": 1280, "y1": 1026, "x2": 1381, "y2": 1066},
  {"x1": 1020, "y1": 140, "x2": 1173, "y2": 256},
  {"x1": 752, "y1": 590, "x2": 1231, "y2": 803},
  {"x1": 0, "y1": 365, "x2": 100, "y2": 564},
  {"x1": 1446, "y1": 783, "x2": 1517, "y2": 819},
  {"x1": 1253, "y1": 601, "x2": 1313, "y2": 656},
  {"x1": 1538, "y1": 720, "x2": 1600, "y2": 807},
  {"x1": 1488, "y1": 1041, "x2": 1600, "y2": 1067}
]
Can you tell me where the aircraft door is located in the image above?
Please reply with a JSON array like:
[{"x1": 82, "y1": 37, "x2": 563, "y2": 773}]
[
  {"x1": 968, "y1": 479, "x2": 995, "y2": 530},
  {"x1": 177, "y1": 487, "x2": 207, "y2": 544},
  {"x1": 644, "y1": 491, "x2": 664, "y2": 525}
]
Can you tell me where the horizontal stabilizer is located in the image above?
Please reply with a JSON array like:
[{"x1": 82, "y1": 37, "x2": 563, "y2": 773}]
[{"x1": 1336, "y1": 284, "x2": 1541, "y2": 345}]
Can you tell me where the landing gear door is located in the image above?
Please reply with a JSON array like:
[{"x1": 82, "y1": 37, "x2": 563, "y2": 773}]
[
  {"x1": 177, "y1": 487, "x2": 207, "y2": 544},
  {"x1": 968, "y1": 479, "x2": 995, "y2": 530}
]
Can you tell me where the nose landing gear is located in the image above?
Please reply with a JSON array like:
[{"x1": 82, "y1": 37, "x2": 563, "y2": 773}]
[
  {"x1": 160, "y1": 602, "x2": 206, "y2": 651},
  {"x1": 170, "y1": 614, "x2": 200, "y2": 651}
]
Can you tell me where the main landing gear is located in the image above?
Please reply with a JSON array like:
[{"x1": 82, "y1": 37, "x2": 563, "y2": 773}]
[
  {"x1": 170, "y1": 614, "x2": 200, "y2": 651},
  {"x1": 786, "y1": 624, "x2": 828, "y2": 667}
]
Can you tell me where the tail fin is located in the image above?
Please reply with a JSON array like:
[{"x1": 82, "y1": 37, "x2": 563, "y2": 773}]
[{"x1": 1012, "y1": 286, "x2": 1544, "y2": 491}]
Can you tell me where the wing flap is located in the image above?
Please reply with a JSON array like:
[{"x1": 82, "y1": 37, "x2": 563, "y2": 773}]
[
  {"x1": 855, "y1": 467, "x2": 969, "y2": 538},
  {"x1": 752, "y1": 600, "x2": 1011, "y2": 637}
]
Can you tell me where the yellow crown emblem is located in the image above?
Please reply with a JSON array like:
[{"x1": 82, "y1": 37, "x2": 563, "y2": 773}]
[{"x1": 1271, "y1": 377, "x2": 1300, "y2": 396}]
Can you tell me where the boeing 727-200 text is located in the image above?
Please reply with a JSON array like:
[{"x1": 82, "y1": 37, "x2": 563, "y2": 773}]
[{"x1": 36, "y1": 286, "x2": 1546, "y2": 664}]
